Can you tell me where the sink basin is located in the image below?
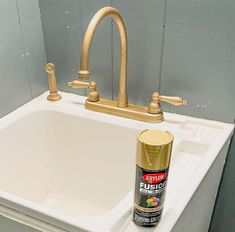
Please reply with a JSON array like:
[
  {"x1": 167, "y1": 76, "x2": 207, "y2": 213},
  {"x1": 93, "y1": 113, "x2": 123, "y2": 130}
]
[
  {"x1": 0, "y1": 92, "x2": 233, "y2": 232},
  {"x1": 0, "y1": 110, "x2": 137, "y2": 217}
]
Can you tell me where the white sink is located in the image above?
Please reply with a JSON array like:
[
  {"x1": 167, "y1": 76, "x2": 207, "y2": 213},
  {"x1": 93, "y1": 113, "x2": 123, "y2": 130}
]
[{"x1": 0, "y1": 92, "x2": 233, "y2": 232}]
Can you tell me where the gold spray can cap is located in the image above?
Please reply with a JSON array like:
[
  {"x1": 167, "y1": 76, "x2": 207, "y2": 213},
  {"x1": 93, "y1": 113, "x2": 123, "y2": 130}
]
[{"x1": 136, "y1": 129, "x2": 174, "y2": 170}]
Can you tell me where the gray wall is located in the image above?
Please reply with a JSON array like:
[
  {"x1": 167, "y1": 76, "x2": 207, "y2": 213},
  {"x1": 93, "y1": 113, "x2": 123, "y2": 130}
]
[
  {"x1": 0, "y1": 0, "x2": 47, "y2": 118},
  {"x1": 39, "y1": 1, "x2": 235, "y2": 231},
  {"x1": 39, "y1": 0, "x2": 113, "y2": 98},
  {"x1": 0, "y1": 0, "x2": 46, "y2": 228}
]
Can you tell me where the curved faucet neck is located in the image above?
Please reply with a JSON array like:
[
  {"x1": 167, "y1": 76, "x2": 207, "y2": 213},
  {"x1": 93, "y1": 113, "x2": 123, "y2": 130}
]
[{"x1": 79, "y1": 6, "x2": 128, "y2": 107}]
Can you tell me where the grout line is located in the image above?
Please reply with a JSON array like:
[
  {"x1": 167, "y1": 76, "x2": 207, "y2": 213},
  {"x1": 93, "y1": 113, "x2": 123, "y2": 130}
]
[
  {"x1": 111, "y1": 20, "x2": 114, "y2": 100},
  {"x1": 78, "y1": 0, "x2": 84, "y2": 37},
  {"x1": 15, "y1": 0, "x2": 33, "y2": 99},
  {"x1": 38, "y1": 1, "x2": 49, "y2": 64},
  {"x1": 111, "y1": 0, "x2": 114, "y2": 100},
  {"x1": 158, "y1": 0, "x2": 168, "y2": 94},
  {"x1": 78, "y1": 0, "x2": 86, "y2": 96}
]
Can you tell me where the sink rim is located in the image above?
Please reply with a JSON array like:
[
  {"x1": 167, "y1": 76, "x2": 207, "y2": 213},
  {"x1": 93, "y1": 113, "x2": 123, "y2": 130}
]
[{"x1": 0, "y1": 91, "x2": 233, "y2": 232}]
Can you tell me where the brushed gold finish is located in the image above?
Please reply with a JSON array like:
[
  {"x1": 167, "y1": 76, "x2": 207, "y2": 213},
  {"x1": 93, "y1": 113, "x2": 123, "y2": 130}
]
[
  {"x1": 159, "y1": 95, "x2": 188, "y2": 106},
  {"x1": 136, "y1": 130, "x2": 173, "y2": 170},
  {"x1": 45, "y1": 63, "x2": 61, "y2": 101},
  {"x1": 68, "y1": 80, "x2": 90, "y2": 88},
  {"x1": 68, "y1": 80, "x2": 100, "y2": 102},
  {"x1": 78, "y1": 6, "x2": 128, "y2": 107},
  {"x1": 82, "y1": 92, "x2": 187, "y2": 122},
  {"x1": 148, "y1": 92, "x2": 187, "y2": 115},
  {"x1": 148, "y1": 92, "x2": 162, "y2": 114},
  {"x1": 69, "y1": 6, "x2": 187, "y2": 123},
  {"x1": 85, "y1": 98, "x2": 164, "y2": 123}
]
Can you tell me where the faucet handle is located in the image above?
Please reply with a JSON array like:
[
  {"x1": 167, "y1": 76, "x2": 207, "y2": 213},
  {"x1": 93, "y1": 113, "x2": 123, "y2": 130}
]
[
  {"x1": 68, "y1": 80, "x2": 90, "y2": 88},
  {"x1": 148, "y1": 92, "x2": 187, "y2": 114},
  {"x1": 159, "y1": 94, "x2": 188, "y2": 106},
  {"x1": 148, "y1": 92, "x2": 162, "y2": 114},
  {"x1": 68, "y1": 80, "x2": 100, "y2": 102}
]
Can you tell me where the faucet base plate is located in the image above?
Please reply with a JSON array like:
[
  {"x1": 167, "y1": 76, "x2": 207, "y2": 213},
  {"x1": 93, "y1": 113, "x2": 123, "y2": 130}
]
[
  {"x1": 47, "y1": 93, "x2": 62, "y2": 101},
  {"x1": 85, "y1": 98, "x2": 163, "y2": 123}
]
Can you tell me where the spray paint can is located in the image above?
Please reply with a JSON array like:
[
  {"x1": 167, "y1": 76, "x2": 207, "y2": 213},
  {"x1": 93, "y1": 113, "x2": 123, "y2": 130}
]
[{"x1": 133, "y1": 129, "x2": 173, "y2": 228}]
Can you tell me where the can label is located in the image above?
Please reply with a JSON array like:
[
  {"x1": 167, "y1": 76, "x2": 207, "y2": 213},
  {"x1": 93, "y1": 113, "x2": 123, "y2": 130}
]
[{"x1": 133, "y1": 165, "x2": 168, "y2": 227}]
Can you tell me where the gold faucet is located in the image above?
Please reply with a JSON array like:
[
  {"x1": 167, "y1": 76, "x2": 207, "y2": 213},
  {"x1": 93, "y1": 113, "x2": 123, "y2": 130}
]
[
  {"x1": 69, "y1": 6, "x2": 187, "y2": 122},
  {"x1": 78, "y1": 6, "x2": 128, "y2": 107}
]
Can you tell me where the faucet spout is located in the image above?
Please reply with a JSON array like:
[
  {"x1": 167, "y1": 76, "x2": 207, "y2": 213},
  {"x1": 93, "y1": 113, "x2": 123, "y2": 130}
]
[{"x1": 79, "y1": 6, "x2": 128, "y2": 107}]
